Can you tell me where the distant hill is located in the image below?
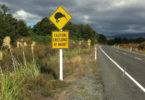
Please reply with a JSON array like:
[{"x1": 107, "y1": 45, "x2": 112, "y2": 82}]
[{"x1": 105, "y1": 33, "x2": 145, "y2": 39}]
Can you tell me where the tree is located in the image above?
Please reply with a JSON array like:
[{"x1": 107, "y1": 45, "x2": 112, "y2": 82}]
[
  {"x1": 0, "y1": 4, "x2": 29, "y2": 46},
  {"x1": 33, "y1": 17, "x2": 56, "y2": 35},
  {"x1": 1, "y1": 4, "x2": 9, "y2": 15},
  {"x1": 33, "y1": 19, "x2": 100, "y2": 45},
  {"x1": 64, "y1": 22, "x2": 82, "y2": 40},
  {"x1": 64, "y1": 23, "x2": 99, "y2": 44},
  {"x1": 98, "y1": 34, "x2": 107, "y2": 44}
]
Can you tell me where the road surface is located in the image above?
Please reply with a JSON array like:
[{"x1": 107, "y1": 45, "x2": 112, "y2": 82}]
[{"x1": 98, "y1": 46, "x2": 145, "y2": 100}]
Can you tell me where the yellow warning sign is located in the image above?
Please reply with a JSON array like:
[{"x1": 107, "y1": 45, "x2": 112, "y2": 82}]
[
  {"x1": 52, "y1": 31, "x2": 69, "y2": 48},
  {"x1": 88, "y1": 39, "x2": 91, "y2": 46},
  {"x1": 49, "y1": 6, "x2": 72, "y2": 30}
]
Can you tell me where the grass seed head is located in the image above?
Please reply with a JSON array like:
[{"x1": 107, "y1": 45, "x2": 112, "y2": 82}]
[
  {"x1": 24, "y1": 42, "x2": 27, "y2": 47},
  {"x1": 0, "y1": 51, "x2": 3, "y2": 60},
  {"x1": 3, "y1": 36, "x2": 11, "y2": 49},
  {"x1": 19, "y1": 42, "x2": 23, "y2": 47},
  {"x1": 17, "y1": 41, "x2": 20, "y2": 48},
  {"x1": 31, "y1": 41, "x2": 36, "y2": 53},
  {"x1": 79, "y1": 41, "x2": 82, "y2": 45},
  {"x1": 31, "y1": 41, "x2": 36, "y2": 47}
]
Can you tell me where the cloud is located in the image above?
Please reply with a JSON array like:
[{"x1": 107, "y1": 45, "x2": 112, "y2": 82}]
[
  {"x1": 0, "y1": 0, "x2": 145, "y2": 35},
  {"x1": 13, "y1": 10, "x2": 41, "y2": 22}
]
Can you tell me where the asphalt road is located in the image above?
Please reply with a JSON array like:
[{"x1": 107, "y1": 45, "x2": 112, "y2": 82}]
[{"x1": 98, "y1": 46, "x2": 145, "y2": 100}]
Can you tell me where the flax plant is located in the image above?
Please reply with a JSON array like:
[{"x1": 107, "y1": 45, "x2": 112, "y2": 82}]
[{"x1": 0, "y1": 72, "x2": 24, "y2": 100}]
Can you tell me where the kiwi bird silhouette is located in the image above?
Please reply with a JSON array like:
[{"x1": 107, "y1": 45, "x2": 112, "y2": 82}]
[{"x1": 55, "y1": 12, "x2": 67, "y2": 23}]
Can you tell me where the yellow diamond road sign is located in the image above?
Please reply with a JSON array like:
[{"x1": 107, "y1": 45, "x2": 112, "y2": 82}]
[
  {"x1": 52, "y1": 31, "x2": 69, "y2": 48},
  {"x1": 49, "y1": 6, "x2": 72, "y2": 30},
  {"x1": 88, "y1": 39, "x2": 91, "y2": 46}
]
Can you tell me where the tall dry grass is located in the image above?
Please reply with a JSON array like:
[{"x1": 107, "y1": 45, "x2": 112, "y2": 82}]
[
  {"x1": 0, "y1": 37, "x2": 40, "y2": 100},
  {"x1": 116, "y1": 42, "x2": 145, "y2": 54},
  {"x1": 0, "y1": 37, "x2": 90, "y2": 99}
]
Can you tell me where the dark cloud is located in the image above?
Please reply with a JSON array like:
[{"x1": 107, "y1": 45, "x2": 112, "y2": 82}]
[{"x1": 0, "y1": 0, "x2": 145, "y2": 35}]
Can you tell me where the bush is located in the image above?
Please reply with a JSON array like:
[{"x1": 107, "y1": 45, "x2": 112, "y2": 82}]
[
  {"x1": 31, "y1": 35, "x2": 51, "y2": 44},
  {"x1": 138, "y1": 42, "x2": 145, "y2": 50}
]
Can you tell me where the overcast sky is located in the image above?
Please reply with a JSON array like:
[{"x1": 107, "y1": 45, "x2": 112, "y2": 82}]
[{"x1": 0, "y1": 0, "x2": 145, "y2": 35}]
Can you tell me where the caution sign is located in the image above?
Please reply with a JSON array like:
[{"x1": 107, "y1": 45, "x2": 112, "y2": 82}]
[
  {"x1": 49, "y1": 6, "x2": 72, "y2": 30},
  {"x1": 52, "y1": 31, "x2": 69, "y2": 48},
  {"x1": 88, "y1": 39, "x2": 91, "y2": 46}
]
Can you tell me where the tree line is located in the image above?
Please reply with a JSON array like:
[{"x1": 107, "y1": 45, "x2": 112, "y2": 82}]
[
  {"x1": 0, "y1": 4, "x2": 30, "y2": 45},
  {"x1": 33, "y1": 17, "x2": 107, "y2": 45},
  {"x1": 1, "y1": 4, "x2": 145, "y2": 46},
  {"x1": 107, "y1": 37, "x2": 145, "y2": 45},
  {"x1": 0, "y1": 4, "x2": 107, "y2": 46}
]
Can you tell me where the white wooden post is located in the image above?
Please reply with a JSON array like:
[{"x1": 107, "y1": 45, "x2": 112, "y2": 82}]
[
  {"x1": 130, "y1": 47, "x2": 132, "y2": 52},
  {"x1": 95, "y1": 46, "x2": 97, "y2": 60},
  {"x1": 59, "y1": 49, "x2": 63, "y2": 80},
  {"x1": 60, "y1": 29, "x2": 63, "y2": 80}
]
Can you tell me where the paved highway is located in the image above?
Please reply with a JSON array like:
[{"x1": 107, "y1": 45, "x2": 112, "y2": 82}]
[{"x1": 98, "y1": 46, "x2": 145, "y2": 100}]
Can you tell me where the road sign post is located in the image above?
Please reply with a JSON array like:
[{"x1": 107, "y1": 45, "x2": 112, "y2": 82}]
[
  {"x1": 52, "y1": 30, "x2": 69, "y2": 81},
  {"x1": 60, "y1": 29, "x2": 63, "y2": 80},
  {"x1": 59, "y1": 48, "x2": 63, "y2": 80},
  {"x1": 49, "y1": 6, "x2": 71, "y2": 81}
]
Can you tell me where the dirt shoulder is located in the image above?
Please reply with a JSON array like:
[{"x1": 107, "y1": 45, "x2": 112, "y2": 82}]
[{"x1": 53, "y1": 53, "x2": 104, "y2": 100}]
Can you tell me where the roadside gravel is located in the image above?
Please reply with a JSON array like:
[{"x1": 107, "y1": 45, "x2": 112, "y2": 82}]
[{"x1": 65, "y1": 62, "x2": 104, "y2": 100}]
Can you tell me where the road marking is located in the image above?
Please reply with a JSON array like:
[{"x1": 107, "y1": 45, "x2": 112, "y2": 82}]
[
  {"x1": 135, "y1": 57, "x2": 142, "y2": 61},
  {"x1": 99, "y1": 47, "x2": 145, "y2": 93}
]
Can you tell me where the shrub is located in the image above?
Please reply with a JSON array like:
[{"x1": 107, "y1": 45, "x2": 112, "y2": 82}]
[{"x1": 31, "y1": 35, "x2": 51, "y2": 44}]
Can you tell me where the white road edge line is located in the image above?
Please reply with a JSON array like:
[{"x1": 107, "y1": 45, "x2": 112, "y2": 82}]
[
  {"x1": 135, "y1": 57, "x2": 142, "y2": 61},
  {"x1": 99, "y1": 47, "x2": 145, "y2": 93}
]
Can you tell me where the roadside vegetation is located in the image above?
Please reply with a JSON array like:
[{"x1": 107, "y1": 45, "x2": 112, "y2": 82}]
[
  {"x1": 115, "y1": 42, "x2": 145, "y2": 54},
  {"x1": 0, "y1": 37, "x2": 91, "y2": 100},
  {"x1": 107, "y1": 36, "x2": 145, "y2": 54},
  {"x1": 0, "y1": 4, "x2": 103, "y2": 100},
  {"x1": 107, "y1": 35, "x2": 145, "y2": 54},
  {"x1": 55, "y1": 47, "x2": 103, "y2": 100}
]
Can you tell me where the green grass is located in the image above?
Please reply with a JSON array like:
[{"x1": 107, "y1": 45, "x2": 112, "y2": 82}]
[
  {"x1": 0, "y1": 62, "x2": 40, "y2": 100},
  {"x1": 64, "y1": 47, "x2": 88, "y2": 58},
  {"x1": 31, "y1": 35, "x2": 51, "y2": 44},
  {"x1": 0, "y1": 74, "x2": 24, "y2": 100}
]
